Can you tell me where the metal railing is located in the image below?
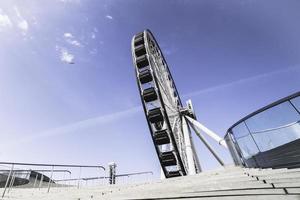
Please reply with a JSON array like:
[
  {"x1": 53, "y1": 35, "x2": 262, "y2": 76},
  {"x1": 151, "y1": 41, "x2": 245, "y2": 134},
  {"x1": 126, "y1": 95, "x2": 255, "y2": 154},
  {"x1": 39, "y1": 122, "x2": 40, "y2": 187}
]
[
  {"x1": 0, "y1": 161, "x2": 105, "y2": 198},
  {"x1": 225, "y1": 91, "x2": 300, "y2": 168},
  {"x1": 54, "y1": 171, "x2": 153, "y2": 186}
]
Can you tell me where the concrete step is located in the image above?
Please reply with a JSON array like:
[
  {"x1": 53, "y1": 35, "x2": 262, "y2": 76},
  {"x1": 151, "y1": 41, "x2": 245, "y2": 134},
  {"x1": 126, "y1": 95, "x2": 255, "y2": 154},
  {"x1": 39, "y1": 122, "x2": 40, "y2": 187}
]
[
  {"x1": 286, "y1": 188, "x2": 300, "y2": 194},
  {"x1": 265, "y1": 177, "x2": 300, "y2": 184},
  {"x1": 274, "y1": 182, "x2": 300, "y2": 188},
  {"x1": 246, "y1": 168, "x2": 300, "y2": 176},
  {"x1": 110, "y1": 188, "x2": 287, "y2": 199},
  {"x1": 256, "y1": 173, "x2": 300, "y2": 180},
  {"x1": 184, "y1": 188, "x2": 286, "y2": 196},
  {"x1": 124, "y1": 195, "x2": 300, "y2": 200}
]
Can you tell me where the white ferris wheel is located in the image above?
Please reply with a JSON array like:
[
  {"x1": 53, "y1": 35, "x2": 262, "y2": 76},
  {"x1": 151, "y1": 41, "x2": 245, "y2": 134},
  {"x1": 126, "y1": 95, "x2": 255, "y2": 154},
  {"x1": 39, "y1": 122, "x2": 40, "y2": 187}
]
[{"x1": 131, "y1": 30, "x2": 228, "y2": 178}]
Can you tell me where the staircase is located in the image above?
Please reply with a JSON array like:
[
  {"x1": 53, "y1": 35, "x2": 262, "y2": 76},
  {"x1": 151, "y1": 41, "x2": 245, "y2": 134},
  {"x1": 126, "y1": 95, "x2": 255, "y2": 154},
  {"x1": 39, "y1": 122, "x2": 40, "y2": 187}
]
[{"x1": 104, "y1": 166, "x2": 300, "y2": 199}]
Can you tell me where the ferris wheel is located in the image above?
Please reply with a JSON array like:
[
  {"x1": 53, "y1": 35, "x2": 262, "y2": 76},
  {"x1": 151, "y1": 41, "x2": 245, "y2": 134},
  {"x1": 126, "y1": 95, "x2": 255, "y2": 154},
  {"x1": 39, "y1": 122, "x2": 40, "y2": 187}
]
[{"x1": 131, "y1": 30, "x2": 228, "y2": 178}]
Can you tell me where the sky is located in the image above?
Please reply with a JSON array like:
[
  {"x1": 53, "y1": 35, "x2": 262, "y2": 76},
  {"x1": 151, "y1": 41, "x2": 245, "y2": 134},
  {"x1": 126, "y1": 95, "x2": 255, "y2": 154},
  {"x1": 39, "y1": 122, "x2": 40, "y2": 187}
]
[{"x1": 0, "y1": 0, "x2": 300, "y2": 180}]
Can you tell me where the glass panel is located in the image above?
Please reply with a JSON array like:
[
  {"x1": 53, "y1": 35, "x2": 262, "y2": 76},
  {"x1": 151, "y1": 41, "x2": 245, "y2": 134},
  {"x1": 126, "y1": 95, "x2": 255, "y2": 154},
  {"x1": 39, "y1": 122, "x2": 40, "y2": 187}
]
[
  {"x1": 291, "y1": 96, "x2": 300, "y2": 113},
  {"x1": 236, "y1": 135, "x2": 259, "y2": 159},
  {"x1": 245, "y1": 101, "x2": 300, "y2": 133},
  {"x1": 231, "y1": 122, "x2": 250, "y2": 139},
  {"x1": 252, "y1": 121, "x2": 300, "y2": 152}
]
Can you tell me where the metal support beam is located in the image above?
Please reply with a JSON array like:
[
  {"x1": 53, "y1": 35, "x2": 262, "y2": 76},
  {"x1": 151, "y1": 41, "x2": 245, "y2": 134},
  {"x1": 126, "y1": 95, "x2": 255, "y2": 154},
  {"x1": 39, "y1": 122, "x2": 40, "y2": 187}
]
[
  {"x1": 2, "y1": 164, "x2": 14, "y2": 198},
  {"x1": 186, "y1": 116, "x2": 227, "y2": 148},
  {"x1": 160, "y1": 144, "x2": 167, "y2": 180},
  {"x1": 8, "y1": 171, "x2": 16, "y2": 193},
  {"x1": 47, "y1": 166, "x2": 54, "y2": 193},
  {"x1": 108, "y1": 162, "x2": 116, "y2": 185},
  {"x1": 39, "y1": 174, "x2": 44, "y2": 189},
  {"x1": 182, "y1": 116, "x2": 196, "y2": 175},
  {"x1": 33, "y1": 173, "x2": 38, "y2": 188},
  {"x1": 77, "y1": 167, "x2": 82, "y2": 189},
  {"x1": 190, "y1": 137, "x2": 202, "y2": 173},
  {"x1": 185, "y1": 100, "x2": 201, "y2": 173},
  {"x1": 187, "y1": 117, "x2": 225, "y2": 166}
]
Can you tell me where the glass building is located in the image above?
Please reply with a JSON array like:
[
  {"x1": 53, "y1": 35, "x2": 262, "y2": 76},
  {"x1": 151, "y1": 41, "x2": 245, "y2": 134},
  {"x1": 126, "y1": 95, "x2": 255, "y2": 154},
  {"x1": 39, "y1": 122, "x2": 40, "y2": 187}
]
[{"x1": 225, "y1": 91, "x2": 300, "y2": 168}]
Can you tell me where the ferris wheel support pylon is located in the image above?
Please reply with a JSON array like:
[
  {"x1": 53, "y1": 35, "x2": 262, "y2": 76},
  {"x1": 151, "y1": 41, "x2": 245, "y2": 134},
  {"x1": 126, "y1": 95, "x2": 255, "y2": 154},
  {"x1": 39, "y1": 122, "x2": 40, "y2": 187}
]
[
  {"x1": 182, "y1": 116, "x2": 196, "y2": 175},
  {"x1": 185, "y1": 116, "x2": 228, "y2": 148},
  {"x1": 185, "y1": 100, "x2": 201, "y2": 173},
  {"x1": 190, "y1": 136, "x2": 202, "y2": 173},
  {"x1": 186, "y1": 117, "x2": 225, "y2": 166}
]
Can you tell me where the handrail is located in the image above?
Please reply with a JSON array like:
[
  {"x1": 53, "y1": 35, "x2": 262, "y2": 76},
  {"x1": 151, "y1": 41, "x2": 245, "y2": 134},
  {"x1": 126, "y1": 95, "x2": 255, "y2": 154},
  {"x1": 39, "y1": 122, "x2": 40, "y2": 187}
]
[
  {"x1": 251, "y1": 120, "x2": 300, "y2": 134},
  {"x1": 55, "y1": 171, "x2": 153, "y2": 182},
  {"x1": 226, "y1": 91, "x2": 300, "y2": 135},
  {"x1": 55, "y1": 176, "x2": 108, "y2": 182},
  {"x1": 115, "y1": 171, "x2": 153, "y2": 177},
  {"x1": 0, "y1": 162, "x2": 105, "y2": 170},
  {"x1": 0, "y1": 169, "x2": 72, "y2": 174}
]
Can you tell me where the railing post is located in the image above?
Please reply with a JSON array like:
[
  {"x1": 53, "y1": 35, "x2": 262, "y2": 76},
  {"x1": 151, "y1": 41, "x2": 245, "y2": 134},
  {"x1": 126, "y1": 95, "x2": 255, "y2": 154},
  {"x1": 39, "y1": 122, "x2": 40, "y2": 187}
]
[
  {"x1": 69, "y1": 173, "x2": 71, "y2": 189},
  {"x1": 33, "y1": 173, "x2": 38, "y2": 188},
  {"x1": 7, "y1": 171, "x2": 16, "y2": 193},
  {"x1": 77, "y1": 167, "x2": 82, "y2": 189},
  {"x1": 39, "y1": 174, "x2": 44, "y2": 190},
  {"x1": 2, "y1": 164, "x2": 14, "y2": 198},
  {"x1": 61, "y1": 172, "x2": 65, "y2": 188},
  {"x1": 47, "y1": 166, "x2": 54, "y2": 193}
]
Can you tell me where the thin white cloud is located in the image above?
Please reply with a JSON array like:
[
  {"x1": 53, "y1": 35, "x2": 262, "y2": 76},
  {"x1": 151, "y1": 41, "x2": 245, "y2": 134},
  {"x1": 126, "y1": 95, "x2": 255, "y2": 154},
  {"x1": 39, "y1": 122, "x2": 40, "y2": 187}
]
[
  {"x1": 17, "y1": 20, "x2": 28, "y2": 32},
  {"x1": 59, "y1": 0, "x2": 80, "y2": 3},
  {"x1": 3, "y1": 106, "x2": 141, "y2": 149},
  {"x1": 91, "y1": 32, "x2": 96, "y2": 39},
  {"x1": 89, "y1": 48, "x2": 98, "y2": 55},
  {"x1": 161, "y1": 44, "x2": 178, "y2": 56},
  {"x1": 106, "y1": 15, "x2": 113, "y2": 20},
  {"x1": 69, "y1": 40, "x2": 81, "y2": 46},
  {"x1": 31, "y1": 16, "x2": 38, "y2": 25},
  {"x1": 3, "y1": 63, "x2": 298, "y2": 150},
  {"x1": 63, "y1": 32, "x2": 82, "y2": 47},
  {"x1": 183, "y1": 65, "x2": 300, "y2": 98},
  {"x1": 60, "y1": 49, "x2": 75, "y2": 64},
  {"x1": 164, "y1": 49, "x2": 173, "y2": 56},
  {"x1": 55, "y1": 45, "x2": 61, "y2": 51},
  {"x1": 64, "y1": 32, "x2": 73, "y2": 38},
  {"x1": 14, "y1": 6, "x2": 22, "y2": 18},
  {"x1": 0, "y1": 14, "x2": 12, "y2": 28},
  {"x1": 14, "y1": 6, "x2": 29, "y2": 34}
]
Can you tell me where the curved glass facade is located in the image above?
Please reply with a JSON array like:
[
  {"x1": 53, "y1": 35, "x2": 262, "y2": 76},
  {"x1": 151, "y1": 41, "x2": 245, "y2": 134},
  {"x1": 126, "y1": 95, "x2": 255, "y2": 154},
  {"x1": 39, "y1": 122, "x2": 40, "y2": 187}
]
[{"x1": 225, "y1": 92, "x2": 300, "y2": 168}]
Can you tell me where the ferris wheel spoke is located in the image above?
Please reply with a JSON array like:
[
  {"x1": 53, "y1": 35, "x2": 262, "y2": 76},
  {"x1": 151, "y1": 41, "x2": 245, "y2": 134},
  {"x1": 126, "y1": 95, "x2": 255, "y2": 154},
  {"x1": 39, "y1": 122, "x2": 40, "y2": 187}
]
[
  {"x1": 149, "y1": 56, "x2": 173, "y2": 99},
  {"x1": 153, "y1": 62, "x2": 174, "y2": 100},
  {"x1": 164, "y1": 103, "x2": 178, "y2": 114},
  {"x1": 156, "y1": 77, "x2": 177, "y2": 110},
  {"x1": 171, "y1": 117, "x2": 180, "y2": 133}
]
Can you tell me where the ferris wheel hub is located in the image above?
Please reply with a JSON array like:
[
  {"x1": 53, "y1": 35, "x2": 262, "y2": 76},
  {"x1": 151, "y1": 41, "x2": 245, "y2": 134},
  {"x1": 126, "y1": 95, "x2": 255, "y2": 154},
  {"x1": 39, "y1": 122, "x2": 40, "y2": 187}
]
[{"x1": 179, "y1": 107, "x2": 196, "y2": 119}]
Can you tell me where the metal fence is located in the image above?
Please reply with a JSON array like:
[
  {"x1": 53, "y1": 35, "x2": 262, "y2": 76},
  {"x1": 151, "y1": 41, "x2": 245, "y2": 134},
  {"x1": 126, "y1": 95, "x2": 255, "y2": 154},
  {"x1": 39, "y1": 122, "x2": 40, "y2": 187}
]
[{"x1": 0, "y1": 161, "x2": 105, "y2": 198}]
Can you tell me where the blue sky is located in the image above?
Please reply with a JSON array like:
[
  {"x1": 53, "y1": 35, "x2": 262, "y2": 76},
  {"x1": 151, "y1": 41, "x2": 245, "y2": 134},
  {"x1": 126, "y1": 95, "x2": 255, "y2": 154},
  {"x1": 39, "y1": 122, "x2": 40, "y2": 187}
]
[{"x1": 0, "y1": 0, "x2": 300, "y2": 179}]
